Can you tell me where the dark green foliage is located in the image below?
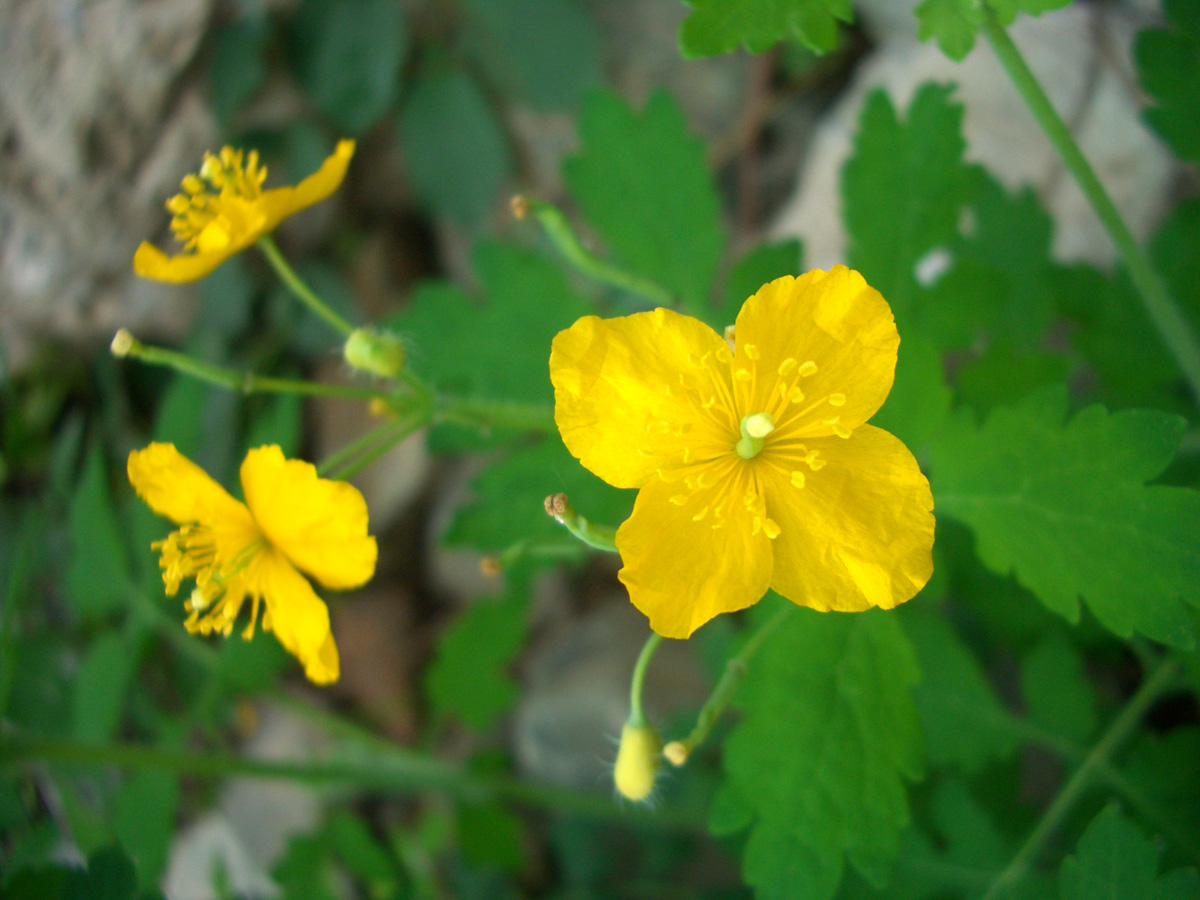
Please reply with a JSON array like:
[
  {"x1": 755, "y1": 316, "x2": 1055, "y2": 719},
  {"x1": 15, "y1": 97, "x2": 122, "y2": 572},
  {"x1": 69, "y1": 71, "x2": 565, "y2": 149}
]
[
  {"x1": 1059, "y1": 805, "x2": 1200, "y2": 899},
  {"x1": 1136, "y1": 0, "x2": 1200, "y2": 164}
]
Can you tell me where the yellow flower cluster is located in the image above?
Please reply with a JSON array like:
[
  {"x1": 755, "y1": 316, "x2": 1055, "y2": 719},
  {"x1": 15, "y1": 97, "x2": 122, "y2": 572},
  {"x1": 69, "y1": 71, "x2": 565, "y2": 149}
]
[
  {"x1": 133, "y1": 140, "x2": 355, "y2": 283},
  {"x1": 128, "y1": 443, "x2": 377, "y2": 683},
  {"x1": 551, "y1": 266, "x2": 935, "y2": 638}
]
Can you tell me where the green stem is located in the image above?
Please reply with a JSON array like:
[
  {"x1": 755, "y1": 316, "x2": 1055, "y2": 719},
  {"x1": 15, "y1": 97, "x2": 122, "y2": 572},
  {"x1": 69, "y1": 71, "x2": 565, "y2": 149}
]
[
  {"x1": 257, "y1": 235, "x2": 355, "y2": 338},
  {"x1": 326, "y1": 411, "x2": 429, "y2": 481},
  {"x1": 981, "y1": 658, "x2": 1181, "y2": 900},
  {"x1": 436, "y1": 396, "x2": 557, "y2": 435},
  {"x1": 628, "y1": 633, "x2": 665, "y2": 727},
  {"x1": 520, "y1": 198, "x2": 676, "y2": 307},
  {"x1": 0, "y1": 733, "x2": 700, "y2": 831},
  {"x1": 544, "y1": 493, "x2": 618, "y2": 552},
  {"x1": 982, "y1": 10, "x2": 1200, "y2": 405},
  {"x1": 664, "y1": 604, "x2": 792, "y2": 765},
  {"x1": 117, "y1": 334, "x2": 387, "y2": 403}
]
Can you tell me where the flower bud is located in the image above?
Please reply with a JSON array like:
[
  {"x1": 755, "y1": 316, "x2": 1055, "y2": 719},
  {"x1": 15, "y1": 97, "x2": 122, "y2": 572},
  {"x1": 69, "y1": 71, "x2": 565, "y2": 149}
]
[
  {"x1": 613, "y1": 720, "x2": 662, "y2": 802},
  {"x1": 662, "y1": 741, "x2": 689, "y2": 767},
  {"x1": 343, "y1": 328, "x2": 406, "y2": 379},
  {"x1": 110, "y1": 328, "x2": 135, "y2": 358}
]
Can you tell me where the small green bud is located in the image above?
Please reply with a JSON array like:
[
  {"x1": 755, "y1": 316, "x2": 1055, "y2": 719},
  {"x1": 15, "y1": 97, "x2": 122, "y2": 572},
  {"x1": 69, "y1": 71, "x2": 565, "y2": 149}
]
[{"x1": 343, "y1": 328, "x2": 406, "y2": 378}]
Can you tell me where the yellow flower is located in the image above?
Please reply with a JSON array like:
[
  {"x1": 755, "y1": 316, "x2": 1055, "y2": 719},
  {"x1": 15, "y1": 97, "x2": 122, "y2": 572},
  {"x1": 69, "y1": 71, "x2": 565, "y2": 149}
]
[
  {"x1": 127, "y1": 443, "x2": 377, "y2": 684},
  {"x1": 133, "y1": 140, "x2": 355, "y2": 283},
  {"x1": 550, "y1": 266, "x2": 935, "y2": 639}
]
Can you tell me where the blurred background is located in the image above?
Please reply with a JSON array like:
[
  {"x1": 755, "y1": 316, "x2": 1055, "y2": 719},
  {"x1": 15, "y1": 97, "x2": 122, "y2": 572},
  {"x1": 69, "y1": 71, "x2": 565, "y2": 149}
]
[{"x1": 0, "y1": 0, "x2": 1190, "y2": 898}]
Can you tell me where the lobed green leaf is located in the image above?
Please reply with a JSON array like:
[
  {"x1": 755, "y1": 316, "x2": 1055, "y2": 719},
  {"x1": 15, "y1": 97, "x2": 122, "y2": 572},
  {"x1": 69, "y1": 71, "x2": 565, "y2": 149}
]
[
  {"x1": 1135, "y1": 0, "x2": 1200, "y2": 165},
  {"x1": 679, "y1": 0, "x2": 852, "y2": 58},
  {"x1": 931, "y1": 385, "x2": 1200, "y2": 647}
]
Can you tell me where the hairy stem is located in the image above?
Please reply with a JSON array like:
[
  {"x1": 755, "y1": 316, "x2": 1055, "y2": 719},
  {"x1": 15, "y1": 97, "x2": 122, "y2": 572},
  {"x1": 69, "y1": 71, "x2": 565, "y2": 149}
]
[{"x1": 258, "y1": 235, "x2": 355, "y2": 338}]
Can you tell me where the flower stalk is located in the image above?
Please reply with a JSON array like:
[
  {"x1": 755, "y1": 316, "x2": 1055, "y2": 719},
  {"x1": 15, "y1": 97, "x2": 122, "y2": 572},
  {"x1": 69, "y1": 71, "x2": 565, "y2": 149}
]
[
  {"x1": 513, "y1": 196, "x2": 676, "y2": 307},
  {"x1": 981, "y1": 9, "x2": 1200, "y2": 405},
  {"x1": 258, "y1": 234, "x2": 355, "y2": 338},
  {"x1": 544, "y1": 493, "x2": 619, "y2": 552}
]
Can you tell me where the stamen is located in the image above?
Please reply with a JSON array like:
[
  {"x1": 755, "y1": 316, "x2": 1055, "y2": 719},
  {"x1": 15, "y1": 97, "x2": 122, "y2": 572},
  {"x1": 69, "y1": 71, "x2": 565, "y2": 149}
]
[
  {"x1": 763, "y1": 519, "x2": 781, "y2": 539},
  {"x1": 744, "y1": 344, "x2": 761, "y2": 360},
  {"x1": 799, "y1": 361, "x2": 818, "y2": 377},
  {"x1": 716, "y1": 346, "x2": 733, "y2": 364},
  {"x1": 692, "y1": 505, "x2": 709, "y2": 521},
  {"x1": 828, "y1": 393, "x2": 846, "y2": 407},
  {"x1": 787, "y1": 386, "x2": 805, "y2": 403},
  {"x1": 734, "y1": 368, "x2": 752, "y2": 382},
  {"x1": 791, "y1": 471, "x2": 806, "y2": 488},
  {"x1": 806, "y1": 450, "x2": 826, "y2": 470},
  {"x1": 825, "y1": 417, "x2": 852, "y2": 439},
  {"x1": 778, "y1": 358, "x2": 797, "y2": 377}
]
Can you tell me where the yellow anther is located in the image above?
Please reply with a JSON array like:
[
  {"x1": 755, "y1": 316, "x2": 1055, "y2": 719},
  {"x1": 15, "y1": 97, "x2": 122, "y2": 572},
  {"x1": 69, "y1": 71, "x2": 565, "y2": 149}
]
[
  {"x1": 716, "y1": 346, "x2": 733, "y2": 363},
  {"x1": 806, "y1": 451, "x2": 827, "y2": 470},
  {"x1": 702, "y1": 395, "x2": 717, "y2": 409},
  {"x1": 744, "y1": 344, "x2": 761, "y2": 360},
  {"x1": 791, "y1": 471, "x2": 806, "y2": 488},
  {"x1": 735, "y1": 368, "x2": 752, "y2": 382},
  {"x1": 763, "y1": 519, "x2": 781, "y2": 539},
  {"x1": 826, "y1": 419, "x2": 852, "y2": 439},
  {"x1": 670, "y1": 494, "x2": 688, "y2": 505},
  {"x1": 787, "y1": 386, "x2": 805, "y2": 403},
  {"x1": 744, "y1": 413, "x2": 775, "y2": 438},
  {"x1": 182, "y1": 174, "x2": 204, "y2": 195},
  {"x1": 799, "y1": 361, "x2": 818, "y2": 377},
  {"x1": 751, "y1": 517, "x2": 762, "y2": 536},
  {"x1": 828, "y1": 393, "x2": 847, "y2": 407},
  {"x1": 723, "y1": 324, "x2": 737, "y2": 348},
  {"x1": 692, "y1": 505, "x2": 709, "y2": 521},
  {"x1": 697, "y1": 471, "x2": 717, "y2": 488},
  {"x1": 778, "y1": 358, "x2": 797, "y2": 376}
]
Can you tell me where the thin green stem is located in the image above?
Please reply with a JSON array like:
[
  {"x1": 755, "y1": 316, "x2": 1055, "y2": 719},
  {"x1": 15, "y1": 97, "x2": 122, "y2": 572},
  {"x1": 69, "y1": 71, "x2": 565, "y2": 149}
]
[
  {"x1": 982, "y1": 11, "x2": 1200, "y2": 405},
  {"x1": 628, "y1": 633, "x2": 665, "y2": 727},
  {"x1": 436, "y1": 396, "x2": 557, "y2": 435},
  {"x1": 981, "y1": 658, "x2": 1181, "y2": 900},
  {"x1": 0, "y1": 733, "x2": 701, "y2": 831},
  {"x1": 257, "y1": 235, "x2": 355, "y2": 338},
  {"x1": 519, "y1": 198, "x2": 676, "y2": 307},
  {"x1": 326, "y1": 411, "x2": 429, "y2": 481},
  {"x1": 544, "y1": 493, "x2": 618, "y2": 552},
  {"x1": 664, "y1": 604, "x2": 792, "y2": 765},
  {"x1": 117, "y1": 334, "x2": 387, "y2": 402}
]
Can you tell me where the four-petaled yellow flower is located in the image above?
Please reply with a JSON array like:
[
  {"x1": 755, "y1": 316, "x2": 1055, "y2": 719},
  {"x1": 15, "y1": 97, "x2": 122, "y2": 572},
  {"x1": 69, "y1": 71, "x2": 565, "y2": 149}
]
[
  {"x1": 550, "y1": 266, "x2": 935, "y2": 639},
  {"x1": 133, "y1": 140, "x2": 355, "y2": 283},
  {"x1": 128, "y1": 443, "x2": 377, "y2": 684}
]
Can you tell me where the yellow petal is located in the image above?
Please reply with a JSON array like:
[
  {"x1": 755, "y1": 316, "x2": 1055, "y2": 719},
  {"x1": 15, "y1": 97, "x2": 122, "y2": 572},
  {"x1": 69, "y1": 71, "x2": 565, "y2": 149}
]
[
  {"x1": 258, "y1": 139, "x2": 356, "y2": 233},
  {"x1": 132, "y1": 241, "x2": 238, "y2": 283},
  {"x1": 617, "y1": 461, "x2": 773, "y2": 638},
  {"x1": 240, "y1": 446, "x2": 377, "y2": 590},
  {"x1": 761, "y1": 425, "x2": 934, "y2": 612},
  {"x1": 128, "y1": 442, "x2": 254, "y2": 529},
  {"x1": 551, "y1": 308, "x2": 735, "y2": 489},
  {"x1": 254, "y1": 548, "x2": 339, "y2": 684},
  {"x1": 734, "y1": 267, "x2": 899, "y2": 438}
]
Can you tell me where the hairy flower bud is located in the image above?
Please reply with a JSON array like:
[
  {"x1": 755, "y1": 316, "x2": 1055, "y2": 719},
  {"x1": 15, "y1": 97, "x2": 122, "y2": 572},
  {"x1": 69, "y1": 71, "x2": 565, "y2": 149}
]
[
  {"x1": 613, "y1": 720, "x2": 662, "y2": 802},
  {"x1": 343, "y1": 328, "x2": 407, "y2": 379}
]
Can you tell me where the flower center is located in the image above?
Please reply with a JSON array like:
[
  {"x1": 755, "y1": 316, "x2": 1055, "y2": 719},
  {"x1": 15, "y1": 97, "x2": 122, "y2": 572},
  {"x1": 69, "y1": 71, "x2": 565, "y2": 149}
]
[
  {"x1": 736, "y1": 412, "x2": 775, "y2": 459},
  {"x1": 153, "y1": 524, "x2": 266, "y2": 639},
  {"x1": 167, "y1": 147, "x2": 268, "y2": 250}
]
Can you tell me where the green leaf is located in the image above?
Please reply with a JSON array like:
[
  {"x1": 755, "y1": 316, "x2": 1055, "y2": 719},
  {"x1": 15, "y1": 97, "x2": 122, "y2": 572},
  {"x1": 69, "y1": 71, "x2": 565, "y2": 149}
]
[
  {"x1": 328, "y1": 810, "x2": 397, "y2": 891},
  {"x1": 67, "y1": 444, "x2": 130, "y2": 620},
  {"x1": 458, "y1": 801, "x2": 526, "y2": 873},
  {"x1": 114, "y1": 771, "x2": 180, "y2": 888},
  {"x1": 445, "y1": 436, "x2": 634, "y2": 551},
  {"x1": 289, "y1": 0, "x2": 406, "y2": 134},
  {"x1": 397, "y1": 67, "x2": 510, "y2": 226},
  {"x1": 902, "y1": 608, "x2": 1019, "y2": 772},
  {"x1": 72, "y1": 631, "x2": 138, "y2": 742},
  {"x1": 243, "y1": 394, "x2": 303, "y2": 459},
  {"x1": 712, "y1": 602, "x2": 922, "y2": 900},
  {"x1": 843, "y1": 85, "x2": 976, "y2": 329},
  {"x1": 1136, "y1": 0, "x2": 1200, "y2": 165},
  {"x1": 1059, "y1": 805, "x2": 1200, "y2": 900},
  {"x1": 931, "y1": 385, "x2": 1200, "y2": 647},
  {"x1": 871, "y1": 335, "x2": 952, "y2": 459},
  {"x1": 273, "y1": 834, "x2": 338, "y2": 900},
  {"x1": 462, "y1": 0, "x2": 601, "y2": 110},
  {"x1": 209, "y1": 13, "x2": 270, "y2": 125},
  {"x1": 679, "y1": 0, "x2": 853, "y2": 57},
  {"x1": 392, "y1": 242, "x2": 589, "y2": 406},
  {"x1": 564, "y1": 90, "x2": 724, "y2": 310},
  {"x1": 425, "y1": 589, "x2": 528, "y2": 731},
  {"x1": 1019, "y1": 633, "x2": 1097, "y2": 745},
  {"x1": 68, "y1": 845, "x2": 138, "y2": 900},
  {"x1": 916, "y1": 0, "x2": 1074, "y2": 61},
  {"x1": 712, "y1": 239, "x2": 804, "y2": 331},
  {"x1": 1124, "y1": 728, "x2": 1200, "y2": 849}
]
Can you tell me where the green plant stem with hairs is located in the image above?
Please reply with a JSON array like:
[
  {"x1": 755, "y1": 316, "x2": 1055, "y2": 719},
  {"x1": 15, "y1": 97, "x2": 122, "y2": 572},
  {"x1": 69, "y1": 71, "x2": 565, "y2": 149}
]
[{"x1": 981, "y1": 8, "x2": 1200, "y2": 405}]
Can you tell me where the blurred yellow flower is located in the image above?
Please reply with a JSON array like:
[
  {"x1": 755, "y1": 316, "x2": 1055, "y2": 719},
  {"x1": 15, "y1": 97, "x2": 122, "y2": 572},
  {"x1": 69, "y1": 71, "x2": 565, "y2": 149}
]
[
  {"x1": 133, "y1": 140, "x2": 355, "y2": 283},
  {"x1": 128, "y1": 443, "x2": 377, "y2": 684},
  {"x1": 550, "y1": 266, "x2": 935, "y2": 639}
]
